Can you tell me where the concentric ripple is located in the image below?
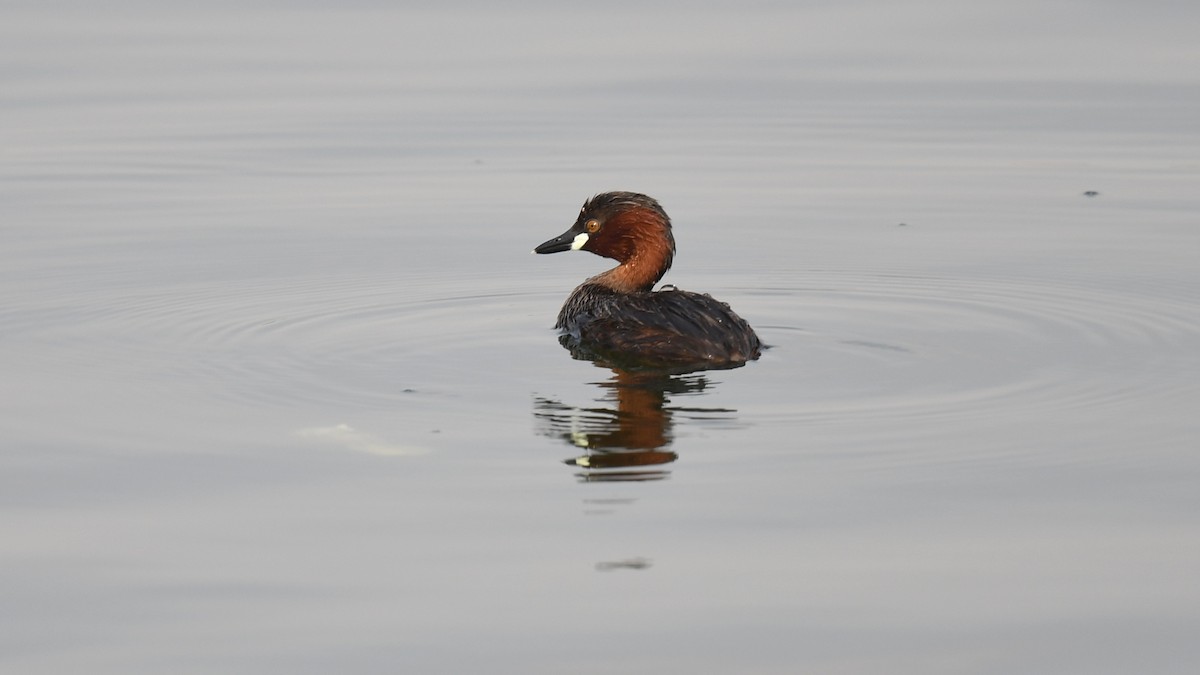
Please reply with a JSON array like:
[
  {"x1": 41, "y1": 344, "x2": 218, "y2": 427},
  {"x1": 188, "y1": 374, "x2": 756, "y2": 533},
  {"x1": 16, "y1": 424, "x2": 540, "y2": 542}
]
[
  {"x1": 724, "y1": 268, "x2": 1200, "y2": 428},
  {"x1": 4, "y1": 265, "x2": 558, "y2": 411},
  {"x1": 7, "y1": 258, "x2": 1199, "y2": 432}
]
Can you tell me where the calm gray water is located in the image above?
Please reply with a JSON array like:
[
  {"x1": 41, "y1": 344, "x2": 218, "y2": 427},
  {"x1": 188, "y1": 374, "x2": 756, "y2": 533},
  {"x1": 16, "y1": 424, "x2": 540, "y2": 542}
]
[{"x1": 4, "y1": 2, "x2": 1200, "y2": 673}]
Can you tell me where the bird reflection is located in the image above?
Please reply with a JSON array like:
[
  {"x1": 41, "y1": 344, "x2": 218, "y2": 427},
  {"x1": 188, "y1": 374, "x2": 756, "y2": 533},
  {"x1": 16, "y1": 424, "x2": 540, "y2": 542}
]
[{"x1": 533, "y1": 365, "x2": 737, "y2": 482}]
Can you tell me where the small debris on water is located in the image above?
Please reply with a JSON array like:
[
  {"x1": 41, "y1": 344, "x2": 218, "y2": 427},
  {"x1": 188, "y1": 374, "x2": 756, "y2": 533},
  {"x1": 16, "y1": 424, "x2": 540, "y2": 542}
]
[
  {"x1": 1083, "y1": 191, "x2": 1100, "y2": 197},
  {"x1": 595, "y1": 557, "x2": 652, "y2": 571}
]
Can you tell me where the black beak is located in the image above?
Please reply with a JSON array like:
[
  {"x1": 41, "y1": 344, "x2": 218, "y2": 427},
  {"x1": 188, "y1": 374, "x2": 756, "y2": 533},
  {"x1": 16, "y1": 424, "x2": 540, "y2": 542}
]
[{"x1": 533, "y1": 227, "x2": 578, "y2": 254}]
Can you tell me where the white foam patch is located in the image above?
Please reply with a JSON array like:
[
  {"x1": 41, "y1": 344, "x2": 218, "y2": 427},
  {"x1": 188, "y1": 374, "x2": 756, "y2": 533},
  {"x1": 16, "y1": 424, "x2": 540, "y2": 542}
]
[
  {"x1": 570, "y1": 232, "x2": 589, "y2": 250},
  {"x1": 296, "y1": 423, "x2": 429, "y2": 457}
]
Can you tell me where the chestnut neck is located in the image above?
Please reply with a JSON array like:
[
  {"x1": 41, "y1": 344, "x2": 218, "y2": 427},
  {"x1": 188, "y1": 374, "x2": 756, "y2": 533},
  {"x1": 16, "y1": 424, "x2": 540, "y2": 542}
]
[{"x1": 588, "y1": 208, "x2": 675, "y2": 293}]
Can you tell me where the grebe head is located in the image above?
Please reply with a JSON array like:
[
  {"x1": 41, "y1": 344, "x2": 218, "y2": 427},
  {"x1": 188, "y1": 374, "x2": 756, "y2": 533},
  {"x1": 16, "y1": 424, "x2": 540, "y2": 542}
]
[{"x1": 534, "y1": 192, "x2": 676, "y2": 292}]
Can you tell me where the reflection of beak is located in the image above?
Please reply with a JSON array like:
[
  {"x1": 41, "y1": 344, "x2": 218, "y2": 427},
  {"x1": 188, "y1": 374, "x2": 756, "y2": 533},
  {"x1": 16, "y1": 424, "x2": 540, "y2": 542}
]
[{"x1": 534, "y1": 228, "x2": 586, "y2": 254}]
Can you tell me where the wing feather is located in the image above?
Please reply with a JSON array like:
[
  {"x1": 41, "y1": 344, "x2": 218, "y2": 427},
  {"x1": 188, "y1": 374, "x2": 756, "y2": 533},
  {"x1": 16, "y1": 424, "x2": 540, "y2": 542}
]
[{"x1": 556, "y1": 284, "x2": 761, "y2": 370}]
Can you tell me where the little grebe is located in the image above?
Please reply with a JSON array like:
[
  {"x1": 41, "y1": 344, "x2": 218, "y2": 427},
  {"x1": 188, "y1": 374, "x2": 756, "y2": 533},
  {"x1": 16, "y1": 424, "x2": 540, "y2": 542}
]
[{"x1": 534, "y1": 192, "x2": 761, "y2": 370}]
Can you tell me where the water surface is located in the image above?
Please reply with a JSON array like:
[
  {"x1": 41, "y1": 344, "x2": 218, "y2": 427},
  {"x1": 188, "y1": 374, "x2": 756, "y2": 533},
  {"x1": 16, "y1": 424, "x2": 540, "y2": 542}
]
[{"x1": 3, "y1": 2, "x2": 1200, "y2": 673}]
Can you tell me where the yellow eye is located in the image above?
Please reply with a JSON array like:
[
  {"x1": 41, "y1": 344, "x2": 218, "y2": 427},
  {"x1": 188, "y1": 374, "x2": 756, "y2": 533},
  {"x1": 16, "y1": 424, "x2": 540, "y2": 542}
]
[{"x1": 585, "y1": 219, "x2": 601, "y2": 234}]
